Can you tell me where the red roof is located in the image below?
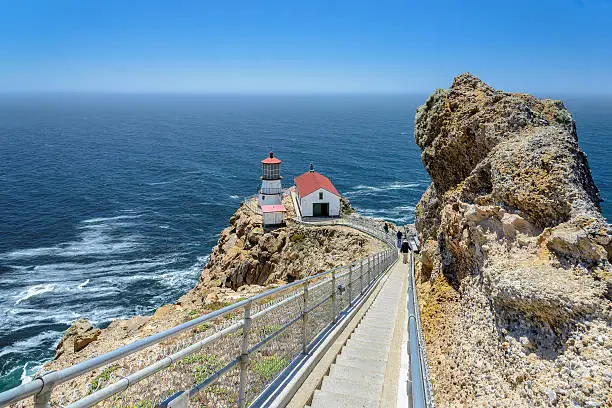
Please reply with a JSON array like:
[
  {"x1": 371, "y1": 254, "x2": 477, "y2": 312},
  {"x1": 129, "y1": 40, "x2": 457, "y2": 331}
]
[
  {"x1": 261, "y1": 204, "x2": 287, "y2": 213},
  {"x1": 294, "y1": 171, "x2": 340, "y2": 197},
  {"x1": 261, "y1": 151, "x2": 281, "y2": 164}
]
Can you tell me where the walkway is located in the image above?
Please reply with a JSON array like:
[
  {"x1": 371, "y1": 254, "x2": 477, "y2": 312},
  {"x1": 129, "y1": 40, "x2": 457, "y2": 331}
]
[{"x1": 305, "y1": 256, "x2": 409, "y2": 408}]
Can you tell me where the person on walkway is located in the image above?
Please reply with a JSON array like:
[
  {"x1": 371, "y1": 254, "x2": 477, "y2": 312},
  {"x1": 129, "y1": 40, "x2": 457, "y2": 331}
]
[
  {"x1": 396, "y1": 230, "x2": 403, "y2": 248},
  {"x1": 383, "y1": 223, "x2": 389, "y2": 235},
  {"x1": 401, "y1": 239, "x2": 410, "y2": 264}
]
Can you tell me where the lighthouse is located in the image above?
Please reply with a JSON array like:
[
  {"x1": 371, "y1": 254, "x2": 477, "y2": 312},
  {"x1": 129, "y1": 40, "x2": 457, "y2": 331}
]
[
  {"x1": 259, "y1": 152, "x2": 283, "y2": 205},
  {"x1": 258, "y1": 152, "x2": 286, "y2": 227}
]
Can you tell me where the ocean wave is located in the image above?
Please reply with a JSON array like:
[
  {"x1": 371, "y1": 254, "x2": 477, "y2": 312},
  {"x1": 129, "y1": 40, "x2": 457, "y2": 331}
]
[
  {"x1": 344, "y1": 181, "x2": 425, "y2": 198},
  {"x1": 78, "y1": 279, "x2": 90, "y2": 289},
  {"x1": 229, "y1": 195, "x2": 240, "y2": 200},
  {"x1": 0, "y1": 331, "x2": 60, "y2": 359},
  {"x1": 81, "y1": 214, "x2": 142, "y2": 224},
  {"x1": 1, "y1": 217, "x2": 144, "y2": 261},
  {"x1": 354, "y1": 205, "x2": 415, "y2": 225},
  {"x1": 14, "y1": 285, "x2": 55, "y2": 305},
  {"x1": 20, "y1": 361, "x2": 42, "y2": 385}
]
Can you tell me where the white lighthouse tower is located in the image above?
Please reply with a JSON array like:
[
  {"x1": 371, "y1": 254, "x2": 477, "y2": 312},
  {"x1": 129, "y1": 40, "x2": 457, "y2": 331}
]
[{"x1": 258, "y1": 151, "x2": 283, "y2": 205}]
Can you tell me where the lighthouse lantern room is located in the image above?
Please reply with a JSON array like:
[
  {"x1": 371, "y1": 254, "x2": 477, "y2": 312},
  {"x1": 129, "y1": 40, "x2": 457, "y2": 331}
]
[{"x1": 259, "y1": 152, "x2": 283, "y2": 205}]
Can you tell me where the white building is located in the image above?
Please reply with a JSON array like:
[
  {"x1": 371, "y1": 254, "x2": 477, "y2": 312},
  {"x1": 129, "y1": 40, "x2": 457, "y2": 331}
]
[
  {"x1": 261, "y1": 204, "x2": 287, "y2": 226},
  {"x1": 258, "y1": 152, "x2": 286, "y2": 226},
  {"x1": 294, "y1": 164, "x2": 341, "y2": 217}
]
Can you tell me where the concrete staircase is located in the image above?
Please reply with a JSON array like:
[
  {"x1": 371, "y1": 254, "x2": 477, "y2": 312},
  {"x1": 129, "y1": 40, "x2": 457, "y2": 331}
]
[{"x1": 307, "y1": 261, "x2": 406, "y2": 408}]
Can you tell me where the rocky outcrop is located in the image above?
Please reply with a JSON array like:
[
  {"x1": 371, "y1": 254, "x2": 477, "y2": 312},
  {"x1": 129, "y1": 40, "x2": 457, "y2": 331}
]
[
  {"x1": 54, "y1": 318, "x2": 101, "y2": 358},
  {"x1": 414, "y1": 74, "x2": 611, "y2": 407},
  {"x1": 177, "y1": 195, "x2": 382, "y2": 309}
]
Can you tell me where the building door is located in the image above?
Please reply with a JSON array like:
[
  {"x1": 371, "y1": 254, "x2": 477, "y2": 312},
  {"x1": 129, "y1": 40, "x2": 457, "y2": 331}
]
[{"x1": 313, "y1": 203, "x2": 329, "y2": 217}]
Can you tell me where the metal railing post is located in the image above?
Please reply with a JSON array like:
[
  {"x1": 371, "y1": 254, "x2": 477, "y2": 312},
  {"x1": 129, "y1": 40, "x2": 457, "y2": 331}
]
[
  {"x1": 348, "y1": 263, "x2": 353, "y2": 306},
  {"x1": 238, "y1": 301, "x2": 252, "y2": 408},
  {"x1": 33, "y1": 384, "x2": 52, "y2": 408},
  {"x1": 368, "y1": 256, "x2": 372, "y2": 285},
  {"x1": 331, "y1": 270, "x2": 337, "y2": 323},
  {"x1": 301, "y1": 281, "x2": 309, "y2": 354},
  {"x1": 359, "y1": 259, "x2": 364, "y2": 294}
]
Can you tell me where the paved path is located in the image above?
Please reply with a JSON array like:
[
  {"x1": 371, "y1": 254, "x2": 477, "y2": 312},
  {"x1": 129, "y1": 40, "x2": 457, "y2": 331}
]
[{"x1": 307, "y1": 258, "x2": 409, "y2": 408}]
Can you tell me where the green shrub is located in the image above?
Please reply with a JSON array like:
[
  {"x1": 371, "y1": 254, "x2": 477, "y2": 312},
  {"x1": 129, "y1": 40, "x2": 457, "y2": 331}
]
[{"x1": 290, "y1": 233, "x2": 305, "y2": 243}]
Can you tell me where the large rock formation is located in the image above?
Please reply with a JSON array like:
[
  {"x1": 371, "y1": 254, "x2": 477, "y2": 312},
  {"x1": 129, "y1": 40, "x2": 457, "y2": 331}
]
[{"x1": 414, "y1": 74, "x2": 611, "y2": 407}]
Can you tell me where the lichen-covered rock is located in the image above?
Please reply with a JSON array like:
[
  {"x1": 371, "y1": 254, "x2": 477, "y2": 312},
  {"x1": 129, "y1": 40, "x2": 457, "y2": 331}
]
[{"x1": 414, "y1": 73, "x2": 612, "y2": 407}]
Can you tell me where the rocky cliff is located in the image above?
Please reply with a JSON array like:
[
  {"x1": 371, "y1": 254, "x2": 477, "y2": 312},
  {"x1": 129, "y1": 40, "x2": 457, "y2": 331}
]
[{"x1": 414, "y1": 74, "x2": 611, "y2": 407}]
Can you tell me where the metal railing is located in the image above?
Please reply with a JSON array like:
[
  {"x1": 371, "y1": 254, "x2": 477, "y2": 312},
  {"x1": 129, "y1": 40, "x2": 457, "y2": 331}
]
[
  {"x1": 408, "y1": 249, "x2": 435, "y2": 408},
  {"x1": 0, "y1": 219, "x2": 397, "y2": 408},
  {"x1": 258, "y1": 187, "x2": 284, "y2": 195}
]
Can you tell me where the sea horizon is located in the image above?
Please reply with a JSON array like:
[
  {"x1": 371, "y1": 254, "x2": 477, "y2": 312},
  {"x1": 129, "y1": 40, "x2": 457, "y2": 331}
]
[{"x1": 1, "y1": 93, "x2": 610, "y2": 392}]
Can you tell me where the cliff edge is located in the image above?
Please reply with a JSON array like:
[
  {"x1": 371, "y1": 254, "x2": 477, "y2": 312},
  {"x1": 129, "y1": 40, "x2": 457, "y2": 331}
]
[
  {"x1": 414, "y1": 74, "x2": 611, "y2": 407},
  {"x1": 36, "y1": 196, "x2": 384, "y2": 403}
]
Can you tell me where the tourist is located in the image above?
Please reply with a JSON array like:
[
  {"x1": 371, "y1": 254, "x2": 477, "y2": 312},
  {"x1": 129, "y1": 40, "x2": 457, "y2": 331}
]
[
  {"x1": 401, "y1": 239, "x2": 410, "y2": 264},
  {"x1": 383, "y1": 223, "x2": 389, "y2": 234},
  {"x1": 396, "y1": 230, "x2": 402, "y2": 248}
]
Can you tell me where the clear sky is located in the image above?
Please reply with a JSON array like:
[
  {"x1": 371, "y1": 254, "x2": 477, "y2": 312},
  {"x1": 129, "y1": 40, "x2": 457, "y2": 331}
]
[{"x1": 1, "y1": 0, "x2": 611, "y2": 94}]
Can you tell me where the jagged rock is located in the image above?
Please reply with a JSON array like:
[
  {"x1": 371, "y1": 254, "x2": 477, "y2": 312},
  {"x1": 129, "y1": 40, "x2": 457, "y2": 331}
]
[
  {"x1": 55, "y1": 318, "x2": 101, "y2": 358},
  {"x1": 413, "y1": 73, "x2": 612, "y2": 407}
]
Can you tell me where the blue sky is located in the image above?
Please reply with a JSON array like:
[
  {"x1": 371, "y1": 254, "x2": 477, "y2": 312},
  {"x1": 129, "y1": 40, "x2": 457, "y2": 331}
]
[{"x1": 0, "y1": 0, "x2": 611, "y2": 94}]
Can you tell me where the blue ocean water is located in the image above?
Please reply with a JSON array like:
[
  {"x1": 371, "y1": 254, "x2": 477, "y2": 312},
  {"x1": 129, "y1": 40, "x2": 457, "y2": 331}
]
[{"x1": 0, "y1": 94, "x2": 610, "y2": 392}]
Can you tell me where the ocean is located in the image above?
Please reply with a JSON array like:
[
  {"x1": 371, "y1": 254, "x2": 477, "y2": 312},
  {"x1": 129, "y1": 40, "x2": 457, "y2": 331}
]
[{"x1": 0, "y1": 94, "x2": 610, "y2": 392}]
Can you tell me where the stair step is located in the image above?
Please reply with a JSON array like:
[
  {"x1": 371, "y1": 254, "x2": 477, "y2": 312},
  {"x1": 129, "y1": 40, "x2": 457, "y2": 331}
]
[
  {"x1": 336, "y1": 353, "x2": 387, "y2": 371},
  {"x1": 329, "y1": 363, "x2": 384, "y2": 384},
  {"x1": 346, "y1": 338, "x2": 391, "y2": 351},
  {"x1": 310, "y1": 389, "x2": 378, "y2": 408},
  {"x1": 341, "y1": 345, "x2": 389, "y2": 360},
  {"x1": 321, "y1": 376, "x2": 383, "y2": 400}
]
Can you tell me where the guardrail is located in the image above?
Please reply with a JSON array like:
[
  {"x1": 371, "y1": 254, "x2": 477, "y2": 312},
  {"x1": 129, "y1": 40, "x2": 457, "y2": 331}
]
[
  {"x1": 408, "y1": 249, "x2": 435, "y2": 408},
  {"x1": 258, "y1": 188, "x2": 284, "y2": 195},
  {"x1": 0, "y1": 219, "x2": 397, "y2": 408}
]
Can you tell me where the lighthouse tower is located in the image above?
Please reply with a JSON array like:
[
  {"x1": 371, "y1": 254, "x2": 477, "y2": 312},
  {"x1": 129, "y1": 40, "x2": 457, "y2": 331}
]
[{"x1": 259, "y1": 151, "x2": 283, "y2": 205}]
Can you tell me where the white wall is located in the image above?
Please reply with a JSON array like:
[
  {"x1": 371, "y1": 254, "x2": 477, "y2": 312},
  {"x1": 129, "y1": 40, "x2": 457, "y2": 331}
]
[
  {"x1": 299, "y1": 188, "x2": 340, "y2": 217},
  {"x1": 259, "y1": 179, "x2": 282, "y2": 205},
  {"x1": 262, "y1": 211, "x2": 285, "y2": 226}
]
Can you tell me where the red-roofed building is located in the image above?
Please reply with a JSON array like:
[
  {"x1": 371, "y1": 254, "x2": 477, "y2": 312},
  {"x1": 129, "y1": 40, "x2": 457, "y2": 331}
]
[{"x1": 294, "y1": 164, "x2": 341, "y2": 217}]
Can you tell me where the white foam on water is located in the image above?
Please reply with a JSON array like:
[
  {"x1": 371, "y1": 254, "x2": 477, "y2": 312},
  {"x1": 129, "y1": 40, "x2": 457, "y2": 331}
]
[
  {"x1": 0, "y1": 214, "x2": 144, "y2": 261},
  {"x1": 78, "y1": 279, "x2": 90, "y2": 289},
  {"x1": 20, "y1": 362, "x2": 42, "y2": 385},
  {"x1": 344, "y1": 181, "x2": 424, "y2": 198},
  {"x1": 355, "y1": 204, "x2": 416, "y2": 224},
  {"x1": 81, "y1": 214, "x2": 142, "y2": 224},
  {"x1": 14, "y1": 284, "x2": 56, "y2": 304},
  {"x1": 0, "y1": 331, "x2": 60, "y2": 359},
  {"x1": 229, "y1": 195, "x2": 240, "y2": 199}
]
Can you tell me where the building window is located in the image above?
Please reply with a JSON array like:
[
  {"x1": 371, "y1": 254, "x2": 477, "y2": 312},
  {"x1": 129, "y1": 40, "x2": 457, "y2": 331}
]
[{"x1": 319, "y1": 192, "x2": 323, "y2": 200}]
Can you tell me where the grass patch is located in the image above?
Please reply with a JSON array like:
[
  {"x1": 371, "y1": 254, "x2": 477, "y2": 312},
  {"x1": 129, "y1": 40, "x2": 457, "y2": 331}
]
[
  {"x1": 253, "y1": 355, "x2": 287, "y2": 382},
  {"x1": 177, "y1": 354, "x2": 224, "y2": 385},
  {"x1": 89, "y1": 364, "x2": 120, "y2": 393}
]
